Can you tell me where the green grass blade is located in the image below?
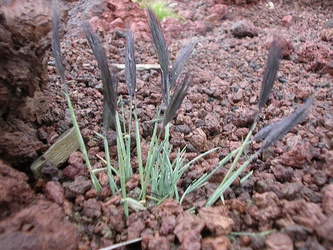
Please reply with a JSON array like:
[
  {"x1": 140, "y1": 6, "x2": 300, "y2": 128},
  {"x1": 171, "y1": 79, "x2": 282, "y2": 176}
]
[{"x1": 65, "y1": 92, "x2": 102, "y2": 194}]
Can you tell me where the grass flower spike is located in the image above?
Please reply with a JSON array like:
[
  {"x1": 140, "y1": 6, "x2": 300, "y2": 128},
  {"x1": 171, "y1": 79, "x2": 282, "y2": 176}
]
[
  {"x1": 147, "y1": 7, "x2": 170, "y2": 103},
  {"x1": 163, "y1": 73, "x2": 192, "y2": 127},
  {"x1": 169, "y1": 41, "x2": 195, "y2": 87},
  {"x1": 83, "y1": 23, "x2": 118, "y2": 129},
  {"x1": 125, "y1": 27, "x2": 136, "y2": 98},
  {"x1": 51, "y1": 0, "x2": 65, "y2": 86},
  {"x1": 254, "y1": 96, "x2": 313, "y2": 153},
  {"x1": 258, "y1": 37, "x2": 283, "y2": 109}
]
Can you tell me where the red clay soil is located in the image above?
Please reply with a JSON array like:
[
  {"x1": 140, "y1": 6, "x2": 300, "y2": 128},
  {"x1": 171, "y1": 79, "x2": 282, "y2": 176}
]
[{"x1": 1, "y1": 0, "x2": 333, "y2": 249}]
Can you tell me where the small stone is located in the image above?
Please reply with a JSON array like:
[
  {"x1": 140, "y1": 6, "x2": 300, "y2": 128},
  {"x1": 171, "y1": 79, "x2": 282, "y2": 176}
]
[
  {"x1": 278, "y1": 142, "x2": 314, "y2": 168},
  {"x1": 320, "y1": 28, "x2": 333, "y2": 43},
  {"x1": 203, "y1": 113, "x2": 221, "y2": 135},
  {"x1": 199, "y1": 207, "x2": 234, "y2": 235},
  {"x1": 83, "y1": 198, "x2": 102, "y2": 218},
  {"x1": 265, "y1": 232, "x2": 293, "y2": 250},
  {"x1": 281, "y1": 200, "x2": 327, "y2": 230},
  {"x1": 65, "y1": 176, "x2": 92, "y2": 198},
  {"x1": 322, "y1": 184, "x2": 333, "y2": 215},
  {"x1": 45, "y1": 181, "x2": 65, "y2": 205},
  {"x1": 201, "y1": 236, "x2": 231, "y2": 250},
  {"x1": 235, "y1": 0, "x2": 247, "y2": 5},
  {"x1": 127, "y1": 219, "x2": 145, "y2": 240},
  {"x1": 152, "y1": 198, "x2": 183, "y2": 218},
  {"x1": 188, "y1": 128, "x2": 208, "y2": 152},
  {"x1": 63, "y1": 162, "x2": 89, "y2": 180},
  {"x1": 271, "y1": 165, "x2": 293, "y2": 182},
  {"x1": 233, "y1": 89, "x2": 243, "y2": 102},
  {"x1": 208, "y1": 4, "x2": 228, "y2": 21},
  {"x1": 142, "y1": 235, "x2": 170, "y2": 250},
  {"x1": 160, "y1": 215, "x2": 176, "y2": 236},
  {"x1": 281, "y1": 15, "x2": 293, "y2": 27},
  {"x1": 231, "y1": 20, "x2": 259, "y2": 38},
  {"x1": 282, "y1": 224, "x2": 313, "y2": 242},
  {"x1": 174, "y1": 211, "x2": 205, "y2": 249},
  {"x1": 316, "y1": 215, "x2": 333, "y2": 242},
  {"x1": 194, "y1": 21, "x2": 214, "y2": 36}
]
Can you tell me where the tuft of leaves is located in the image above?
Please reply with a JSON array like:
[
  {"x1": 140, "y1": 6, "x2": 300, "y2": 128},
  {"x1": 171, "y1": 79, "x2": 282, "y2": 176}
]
[
  {"x1": 253, "y1": 96, "x2": 313, "y2": 153},
  {"x1": 258, "y1": 37, "x2": 283, "y2": 110},
  {"x1": 83, "y1": 23, "x2": 118, "y2": 129}
]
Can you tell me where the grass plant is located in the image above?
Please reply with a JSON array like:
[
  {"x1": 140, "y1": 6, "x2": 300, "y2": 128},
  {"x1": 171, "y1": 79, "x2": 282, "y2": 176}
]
[
  {"x1": 51, "y1": 0, "x2": 312, "y2": 217},
  {"x1": 180, "y1": 37, "x2": 312, "y2": 206},
  {"x1": 51, "y1": 1, "x2": 102, "y2": 193},
  {"x1": 52, "y1": 1, "x2": 213, "y2": 216}
]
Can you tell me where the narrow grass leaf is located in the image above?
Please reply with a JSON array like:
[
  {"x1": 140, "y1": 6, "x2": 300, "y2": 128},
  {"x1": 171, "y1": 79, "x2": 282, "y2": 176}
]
[
  {"x1": 180, "y1": 147, "x2": 241, "y2": 204},
  {"x1": 258, "y1": 37, "x2": 283, "y2": 109},
  {"x1": 65, "y1": 92, "x2": 102, "y2": 194},
  {"x1": 125, "y1": 27, "x2": 136, "y2": 98},
  {"x1": 83, "y1": 23, "x2": 117, "y2": 128},
  {"x1": 163, "y1": 73, "x2": 192, "y2": 126},
  {"x1": 169, "y1": 41, "x2": 195, "y2": 87},
  {"x1": 147, "y1": 7, "x2": 170, "y2": 103},
  {"x1": 258, "y1": 96, "x2": 312, "y2": 153},
  {"x1": 51, "y1": 0, "x2": 65, "y2": 86},
  {"x1": 205, "y1": 119, "x2": 257, "y2": 206}
]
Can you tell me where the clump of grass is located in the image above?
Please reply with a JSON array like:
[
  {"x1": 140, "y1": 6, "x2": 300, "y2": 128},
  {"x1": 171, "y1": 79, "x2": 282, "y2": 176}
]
[
  {"x1": 52, "y1": 0, "x2": 214, "y2": 216},
  {"x1": 51, "y1": 0, "x2": 312, "y2": 216}
]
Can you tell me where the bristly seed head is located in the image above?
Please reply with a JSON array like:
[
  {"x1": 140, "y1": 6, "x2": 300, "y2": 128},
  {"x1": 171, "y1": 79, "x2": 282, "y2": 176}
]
[
  {"x1": 163, "y1": 73, "x2": 192, "y2": 127},
  {"x1": 51, "y1": 0, "x2": 66, "y2": 89},
  {"x1": 125, "y1": 27, "x2": 136, "y2": 99},
  {"x1": 254, "y1": 96, "x2": 313, "y2": 153},
  {"x1": 169, "y1": 41, "x2": 196, "y2": 88},
  {"x1": 147, "y1": 7, "x2": 170, "y2": 104},
  {"x1": 83, "y1": 23, "x2": 118, "y2": 129},
  {"x1": 258, "y1": 37, "x2": 283, "y2": 110}
]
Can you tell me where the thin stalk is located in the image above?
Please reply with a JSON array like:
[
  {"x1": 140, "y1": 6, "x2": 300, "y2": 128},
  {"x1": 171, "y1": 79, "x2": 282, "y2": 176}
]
[
  {"x1": 134, "y1": 101, "x2": 145, "y2": 200},
  {"x1": 65, "y1": 92, "x2": 102, "y2": 193},
  {"x1": 180, "y1": 146, "x2": 240, "y2": 204},
  {"x1": 140, "y1": 110, "x2": 160, "y2": 200},
  {"x1": 95, "y1": 132, "x2": 118, "y2": 195},
  {"x1": 115, "y1": 112, "x2": 128, "y2": 217},
  {"x1": 206, "y1": 119, "x2": 258, "y2": 206}
]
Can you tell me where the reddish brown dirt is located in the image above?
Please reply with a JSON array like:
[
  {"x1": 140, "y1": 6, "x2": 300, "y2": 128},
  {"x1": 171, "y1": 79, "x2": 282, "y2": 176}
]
[{"x1": 1, "y1": 0, "x2": 333, "y2": 249}]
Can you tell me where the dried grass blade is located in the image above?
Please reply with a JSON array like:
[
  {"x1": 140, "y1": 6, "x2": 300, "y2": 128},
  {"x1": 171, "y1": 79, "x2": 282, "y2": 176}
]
[
  {"x1": 163, "y1": 73, "x2": 192, "y2": 126},
  {"x1": 51, "y1": 0, "x2": 65, "y2": 86},
  {"x1": 125, "y1": 27, "x2": 136, "y2": 98},
  {"x1": 258, "y1": 96, "x2": 313, "y2": 153},
  {"x1": 83, "y1": 23, "x2": 117, "y2": 128},
  {"x1": 169, "y1": 41, "x2": 195, "y2": 87},
  {"x1": 258, "y1": 38, "x2": 283, "y2": 109},
  {"x1": 147, "y1": 7, "x2": 169, "y2": 103}
]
